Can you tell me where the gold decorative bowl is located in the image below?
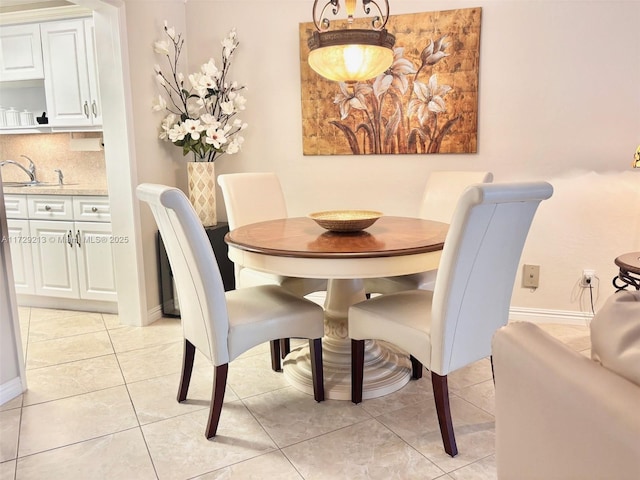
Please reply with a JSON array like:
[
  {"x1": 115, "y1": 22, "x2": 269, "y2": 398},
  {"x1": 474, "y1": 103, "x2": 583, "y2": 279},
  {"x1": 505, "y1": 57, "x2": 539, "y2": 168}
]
[{"x1": 309, "y1": 210, "x2": 383, "y2": 232}]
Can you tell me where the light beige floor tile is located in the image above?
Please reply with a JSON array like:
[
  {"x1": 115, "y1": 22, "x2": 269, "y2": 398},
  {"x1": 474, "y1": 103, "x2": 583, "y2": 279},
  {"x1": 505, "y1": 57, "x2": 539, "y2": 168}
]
[
  {"x1": 108, "y1": 317, "x2": 182, "y2": 353},
  {"x1": 15, "y1": 428, "x2": 156, "y2": 480},
  {"x1": 359, "y1": 375, "x2": 435, "y2": 418},
  {"x1": 227, "y1": 352, "x2": 290, "y2": 399},
  {"x1": 455, "y1": 380, "x2": 495, "y2": 416},
  {"x1": 116, "y1": 340, "x2": 183, "y2": 383},
  {"x1": 25, "y1": 331, "x2": 113, "y2": 369},
  {"x1": 18, "y1": 385, "x2": 138, "y2": 457},
  {"x1": 127, "y1": 365, "x2": 239, "y2": 425},
  {"x1": 0, "y1": 409, "x2": 20, "y2": 462},
  {"x1": 142, "y1": 406, "x2": 276, "y2": 480},
  {"x1": 378, "y1": 396, "x2": 495, "y2": 473},
  {"x1": 0, "y1": 396, "x2": 22, "y2": 413},
  {"x1": 283, "y1": 418, "x2": 445, "y2": 480},
  {"x1": 448, "y1": 454, "x2": 496, "y2": 479},
  {"x1": 194, "y1": 451, "x2": 303, "y2": 479},
  {"x1": 28, "y1": 308, "x2": 87, "y2": 322},
  {"x1": 23, "y1": 355, "x2": 124, "y2": 406},
  {"x1": 243, "y1": 387, "x2": 372, "y2": 447},
  {"x1": 27, "y1": 312, "x2": 105, "y2": 342},
  {"x1": 102, "y1": 313, "x2": 126, "y2": 330},
  {"x1": 448, "y1": 359, "x2": 493, "y2": 392},
  {"x1": 0, "y1": 460, "x2": 15, "y2": 480},
  {"x1": 536, "y1": 323, "x2": 590, "y2": 352}
]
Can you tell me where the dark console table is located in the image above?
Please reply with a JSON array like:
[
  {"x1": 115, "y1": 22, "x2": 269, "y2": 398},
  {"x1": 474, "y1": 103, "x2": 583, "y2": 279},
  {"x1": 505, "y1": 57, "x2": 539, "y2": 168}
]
[{"x1": 157, "y1": 222, "x2": 235, "y2": 317}]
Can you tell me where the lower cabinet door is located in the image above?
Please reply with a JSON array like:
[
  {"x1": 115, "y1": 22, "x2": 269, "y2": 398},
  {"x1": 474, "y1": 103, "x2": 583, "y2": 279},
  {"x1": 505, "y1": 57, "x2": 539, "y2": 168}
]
[
  {"x1": 30, "y1": 220, "x2": 79, "y2": 298},
  {"x1": 75, "y1": 222, "x2": 117, "y2": 301},
  {"x1": 6, "y1": 219, "x2": 36, "y2": 295}
]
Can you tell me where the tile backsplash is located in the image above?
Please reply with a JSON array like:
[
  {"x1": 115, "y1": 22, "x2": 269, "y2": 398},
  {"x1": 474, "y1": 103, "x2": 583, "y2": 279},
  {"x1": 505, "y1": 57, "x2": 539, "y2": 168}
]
[{"x1": 0, "y1": 132, "x2": 107, "y2": 187}]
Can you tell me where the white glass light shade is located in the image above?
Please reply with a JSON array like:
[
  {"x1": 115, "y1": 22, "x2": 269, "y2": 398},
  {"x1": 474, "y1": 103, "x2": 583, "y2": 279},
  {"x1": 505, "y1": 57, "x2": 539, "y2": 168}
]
[{"x1": 308, "y1": 29, "x2": 395, "y2": 84}]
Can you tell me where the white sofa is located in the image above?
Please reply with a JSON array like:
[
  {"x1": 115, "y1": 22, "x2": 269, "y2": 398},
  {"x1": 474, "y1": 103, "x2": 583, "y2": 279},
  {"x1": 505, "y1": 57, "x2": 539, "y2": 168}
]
[{"x1": 492, "y1": 290, "x2": 640, "y2": 479}]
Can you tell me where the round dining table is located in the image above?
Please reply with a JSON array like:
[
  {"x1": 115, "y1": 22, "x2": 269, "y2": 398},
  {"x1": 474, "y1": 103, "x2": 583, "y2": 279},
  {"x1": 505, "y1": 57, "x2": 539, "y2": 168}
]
[{"x1": 225, "y1": 216, "x2": 448, "y2": 400}]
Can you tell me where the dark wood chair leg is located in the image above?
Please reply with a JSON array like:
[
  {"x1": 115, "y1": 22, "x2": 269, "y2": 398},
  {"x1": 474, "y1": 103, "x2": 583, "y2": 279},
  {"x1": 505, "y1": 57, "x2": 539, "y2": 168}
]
[
  {"x1": 351, "y1": 339, "x2": 365, "y2": 404},
  {"x1": 431, "y1": 371, "x2": 458, "y2": 457},
  {"x1": 490, "y1": 355, "x2": 495, "y2": 385},
  {"x1": 309, "y1": 338, "x2": 324, "y2": 402},
  {"x1": 270, "y1": 340, "x2": 282, "y2": 372},
  {"x1": 280, "y1": 338, "x2": 291, "y2": 359},
  {"x1": 410, "y1": 355, "x2": 423, "y2": 380},
  {"x1": 205, "y1": 364, "x2": 228, "y2": 439},
  {"x1": 177, "y1": 339, "x2": 195, "y2": 402}
]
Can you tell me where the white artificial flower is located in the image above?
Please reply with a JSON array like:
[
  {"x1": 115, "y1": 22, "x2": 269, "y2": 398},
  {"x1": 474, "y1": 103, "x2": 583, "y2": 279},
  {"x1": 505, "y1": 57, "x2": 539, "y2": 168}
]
[
  {"x1": 232, "y1": 118, "x2": 242, "y2": 127},
  {"x1": 183, "y1": 119, "x2": 204, "y2": 140},
  {"x1": 154, "y1": 64, "x2": 161, "y2": 74},
  {"x1": 220, "y1": 101, "x2": 235, "y2": 115},
  {"x1": 164, "y1": 21, "x2": 176, "y2": 41},
  {"x1": 201, "y1": 59, "x2": 219, "y2": 78},
  {"x1": 240, "y1": 122, "x2": 248, "y2": 130},
  {"x1": 205, "y1": 127, "x2": 228, "y2": 149},
  {"x1": 153, "y1": 40, "x2": 170, "y2": 55},
  {"x1": 156, "y1": 74, "x2": 166, "y2": 86},
  {"x1": 159, "y1": 113, "x2": 177, "y2": 139},
  {"x1": 152, "y1": 94, "x2": 167, "y2": 111},
  {"x1": 177, "y1": 72, "x2": 184, "y2": 84},
  {"x1": 200, "y1": 114, "x2": 219, "y2": 127},
  {"x1": 226, "y1": 135, "x2": 244, "y2": 154},
  {"x1": 168, "y1": 123, "x2": 187, "y2": 142},
  {"x1": 233, "y1": 94, "x2": 247, "y2": 111}
]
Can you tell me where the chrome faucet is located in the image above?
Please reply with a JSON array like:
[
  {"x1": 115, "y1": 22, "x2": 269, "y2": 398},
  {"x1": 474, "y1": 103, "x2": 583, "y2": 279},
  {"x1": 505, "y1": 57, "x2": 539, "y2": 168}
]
[{"x1": 0, "y1": 155, "x2": 37, "y2": 182}]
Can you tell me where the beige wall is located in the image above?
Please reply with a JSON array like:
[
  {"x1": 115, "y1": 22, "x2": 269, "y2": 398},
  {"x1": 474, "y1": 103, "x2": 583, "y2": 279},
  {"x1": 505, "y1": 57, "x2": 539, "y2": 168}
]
[{"x1": 125, "y1": 0, "x2": 639, "y2": 318}]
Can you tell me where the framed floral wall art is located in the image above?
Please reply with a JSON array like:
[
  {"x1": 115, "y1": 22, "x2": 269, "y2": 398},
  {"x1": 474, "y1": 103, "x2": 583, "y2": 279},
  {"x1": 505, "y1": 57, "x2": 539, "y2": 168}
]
[{"x1": 299, "y1": 7, "x2": 481, "y2": 156}]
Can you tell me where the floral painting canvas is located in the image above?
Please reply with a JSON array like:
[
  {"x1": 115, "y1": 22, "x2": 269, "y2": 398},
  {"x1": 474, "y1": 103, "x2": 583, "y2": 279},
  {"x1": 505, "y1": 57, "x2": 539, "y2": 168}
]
[{"x1": 299, "y1": 7, "x2": 481, "y2": 155}]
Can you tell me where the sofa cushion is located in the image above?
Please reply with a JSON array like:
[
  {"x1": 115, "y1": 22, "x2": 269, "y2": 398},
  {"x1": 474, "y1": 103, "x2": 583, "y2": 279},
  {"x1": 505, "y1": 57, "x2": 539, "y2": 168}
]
[{"x1": 591, "y1": 290, "x2": 640, "y2": 387}]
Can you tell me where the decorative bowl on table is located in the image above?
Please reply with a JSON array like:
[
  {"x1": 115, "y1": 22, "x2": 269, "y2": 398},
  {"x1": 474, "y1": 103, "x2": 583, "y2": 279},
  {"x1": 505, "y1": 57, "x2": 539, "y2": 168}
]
[{"x1": 309, "y1": 210, "x2": 383, "y2": 232}]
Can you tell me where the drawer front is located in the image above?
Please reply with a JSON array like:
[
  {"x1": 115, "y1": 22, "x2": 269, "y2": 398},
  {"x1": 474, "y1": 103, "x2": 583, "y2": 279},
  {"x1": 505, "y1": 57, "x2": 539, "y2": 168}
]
[
  {"x1": 27, "y1": 195, "x2": 73, "y2": 220},
  {"x1": 73, "y1": 196, "x2": 111, "y2": 222},
  {"x1": 4, "y1": 194, "x2": 28, "y2": 219}
]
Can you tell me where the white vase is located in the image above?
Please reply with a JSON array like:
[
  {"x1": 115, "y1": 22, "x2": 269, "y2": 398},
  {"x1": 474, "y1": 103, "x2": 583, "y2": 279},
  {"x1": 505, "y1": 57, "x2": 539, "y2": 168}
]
[{"x1": 187, "y1": 161, "x2": 217, "y2": 227}]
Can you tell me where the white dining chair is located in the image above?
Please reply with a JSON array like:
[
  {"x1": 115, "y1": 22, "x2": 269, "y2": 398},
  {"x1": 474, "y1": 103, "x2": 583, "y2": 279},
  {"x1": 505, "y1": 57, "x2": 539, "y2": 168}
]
[
  {"x1": 137, "y1": 183, "x2": 325, "y2": 439},
  {"x1": 364, "y1": 171, "x2": 493, "y2": 295},
  {"x1": 349, "y1": 181, "x2": 553, "y2": 457},
  {"x1": 218, "y1": 172, "x2": 328, "y2": 367}
]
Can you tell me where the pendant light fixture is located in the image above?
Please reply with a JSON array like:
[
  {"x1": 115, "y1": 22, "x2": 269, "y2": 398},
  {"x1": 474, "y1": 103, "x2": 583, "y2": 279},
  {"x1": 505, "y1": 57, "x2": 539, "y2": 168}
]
[{"x1": 308, "y1": 0, "x2": 395, "y2": 84}]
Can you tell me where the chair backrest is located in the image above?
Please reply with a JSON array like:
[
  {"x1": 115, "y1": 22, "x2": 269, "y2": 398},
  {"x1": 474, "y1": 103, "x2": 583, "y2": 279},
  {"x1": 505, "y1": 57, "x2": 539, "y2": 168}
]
[
  {"x1": 136, "y1": 184, "x2": 230, "y2": 365},
  {"x1": 419, "y1": 171, "x2": 494, "y2": 223},
  {"x1": 430, "y1": 182, "x2": 553, "y2": 375},
  {"x1": 218, "y1": 173, "x2": 287, "y2": 230}
]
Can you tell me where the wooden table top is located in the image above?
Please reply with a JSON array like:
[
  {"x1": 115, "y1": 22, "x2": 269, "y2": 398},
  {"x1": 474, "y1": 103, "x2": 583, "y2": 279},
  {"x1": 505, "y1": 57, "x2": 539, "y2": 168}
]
[
  {"x1": 615, "y1": 252, "x2": 640, "y2": 274},
  {"x1": 225, "y1": 216, "x2": 448, "y2": 259}
]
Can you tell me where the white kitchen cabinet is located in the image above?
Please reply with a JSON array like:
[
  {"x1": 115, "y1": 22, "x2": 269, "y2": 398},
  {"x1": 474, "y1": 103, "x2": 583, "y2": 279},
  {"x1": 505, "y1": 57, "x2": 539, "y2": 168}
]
[
  {"x1": 40, "y1": 18, "x2": 101, "y2": 127},
  {"x1": 4, "y1": 193, "x2": 116, "y2": 303},
  {"x1": 30, "y1": 219, "x2": 78, "y2": 298},
  {"x1": 5, "y1": 219, "x2": 36, "y2": 295},
  {"x1": 0, "y1": 23, "x2": 44, "y2": 81}
]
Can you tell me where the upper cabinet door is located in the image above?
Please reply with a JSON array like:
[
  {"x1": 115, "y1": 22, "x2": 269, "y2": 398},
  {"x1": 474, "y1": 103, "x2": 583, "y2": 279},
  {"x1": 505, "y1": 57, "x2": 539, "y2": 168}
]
[
  {"x1": 0, "y1": 23, "x2": 44, "y2": 81},
  {"x1": 40, "y1": 18, "x2": 101, "y2": 127}
]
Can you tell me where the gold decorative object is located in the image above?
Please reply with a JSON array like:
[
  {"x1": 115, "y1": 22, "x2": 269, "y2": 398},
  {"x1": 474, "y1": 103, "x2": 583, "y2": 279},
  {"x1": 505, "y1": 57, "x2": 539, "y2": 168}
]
[
  {"x1": 187, "y1": 162, "x2": 217, "y2": 226},
  {"x1": 309, "y1": 209, "x2": 382, "y2": 232}
]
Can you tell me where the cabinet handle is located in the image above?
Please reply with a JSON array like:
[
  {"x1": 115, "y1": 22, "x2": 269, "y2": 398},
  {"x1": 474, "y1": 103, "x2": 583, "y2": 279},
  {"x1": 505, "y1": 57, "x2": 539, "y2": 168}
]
[
  {"x1": 44, "y1": 205, "x2": 51, "y2": 211},
  {"x1": 76, "y1": 230, "x2": 82, "y2": 248},
  {"x1": 67, "y1": 230, "x2": 73, "y2": 247},
  {"x1": 92, "y1": 101, "x2": 98, "y2": 118},
  {"x1": 91, "y1": 206, "x2": 98, "y2": 213},
  {"x1": 83, "y1": 101, "x2": 90, "y2": 118}
]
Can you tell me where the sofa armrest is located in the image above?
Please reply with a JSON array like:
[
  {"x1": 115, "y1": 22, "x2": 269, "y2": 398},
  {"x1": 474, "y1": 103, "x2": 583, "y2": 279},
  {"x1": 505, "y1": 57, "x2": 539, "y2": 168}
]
[{"x1": 492, "y1": 322, "x2": 640, "y2": 480}]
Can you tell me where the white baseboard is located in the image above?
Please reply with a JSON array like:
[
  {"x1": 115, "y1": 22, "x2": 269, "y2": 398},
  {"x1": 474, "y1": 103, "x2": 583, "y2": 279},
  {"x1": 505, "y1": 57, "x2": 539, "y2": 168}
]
[
  {"x1": 509, "y1": 307, "x2": 593, "y2": 325},
  {"x1": 147, "y1": 304, "x2": 164, "y2": 325},
  {"x1": 0, "y1": 377, "x2": 24, "y2": 406}
]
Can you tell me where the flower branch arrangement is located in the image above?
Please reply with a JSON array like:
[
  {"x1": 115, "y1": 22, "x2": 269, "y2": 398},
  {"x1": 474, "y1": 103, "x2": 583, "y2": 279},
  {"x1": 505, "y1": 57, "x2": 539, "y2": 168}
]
[{"x1": 153, "y1": 22, "x2": 247, "y2": 162}]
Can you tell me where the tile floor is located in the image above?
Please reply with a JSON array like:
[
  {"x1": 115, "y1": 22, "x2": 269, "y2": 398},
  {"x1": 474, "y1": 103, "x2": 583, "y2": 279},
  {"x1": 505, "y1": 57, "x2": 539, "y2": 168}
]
[{"x1": 0, "y1": 307, "x2": 590, "y2": 480}]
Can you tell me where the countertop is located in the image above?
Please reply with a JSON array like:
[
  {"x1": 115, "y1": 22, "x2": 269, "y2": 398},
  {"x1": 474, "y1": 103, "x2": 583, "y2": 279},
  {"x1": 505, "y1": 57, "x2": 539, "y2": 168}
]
[{"x1": 3, "y1": 184, "x2": 109, "y2": 196}]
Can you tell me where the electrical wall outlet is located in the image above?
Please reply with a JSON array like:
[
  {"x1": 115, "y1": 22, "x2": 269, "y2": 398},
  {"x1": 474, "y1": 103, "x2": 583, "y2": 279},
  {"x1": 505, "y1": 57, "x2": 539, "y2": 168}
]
[
  {"x1": 581, "y1": 269, "x2": 596, "y2": 287},
  {"x1": 523, "y1": 264, "x2": 540, "y2": 288}
]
